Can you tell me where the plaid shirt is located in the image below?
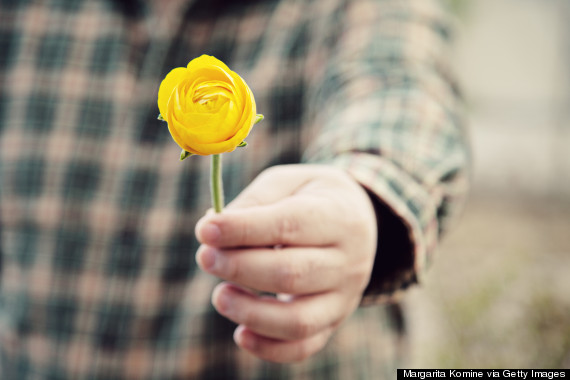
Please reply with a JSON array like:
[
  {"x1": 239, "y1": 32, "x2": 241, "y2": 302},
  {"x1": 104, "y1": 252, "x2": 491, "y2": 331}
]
[{"x1": 0, "y1": 0, "x2": 469, "y2": 378}]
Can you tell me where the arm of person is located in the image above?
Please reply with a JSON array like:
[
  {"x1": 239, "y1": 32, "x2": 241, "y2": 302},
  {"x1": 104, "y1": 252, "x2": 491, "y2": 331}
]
[
  {"x1": 301, "y1": 0, "x2": 470, "y2": 303},
  {"x1": 195, "y1": 0, "x2": 469, "y2": 363}
]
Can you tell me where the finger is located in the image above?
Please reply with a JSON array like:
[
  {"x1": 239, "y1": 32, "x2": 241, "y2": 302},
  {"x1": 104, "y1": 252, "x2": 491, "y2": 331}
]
[
  {"x1": 226, "y1": 165, "x2": 316, "y2": 209},
  {"x1": 233, "y1": 324, "x2": 333, "y2": 363},
  {"x1": 195, "y1": 196, "x2": 338, "y2": 248},
  {"x1": 196, "y1": 245, "x2": 344, "y2": 294},
  {"x1": 212, "y1": 282, "x2": 347, "y2": 341}
]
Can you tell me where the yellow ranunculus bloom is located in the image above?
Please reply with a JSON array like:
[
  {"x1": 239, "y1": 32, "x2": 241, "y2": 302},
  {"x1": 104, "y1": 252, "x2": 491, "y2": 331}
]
[{"x1": 158, "y1": 55, "x2": 256, "y2": 156}]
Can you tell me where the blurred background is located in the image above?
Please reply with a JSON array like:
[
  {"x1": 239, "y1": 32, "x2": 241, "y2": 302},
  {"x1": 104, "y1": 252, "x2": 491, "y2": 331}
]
[{"x1": 406, "y1": 0, "x2": 570, "y2": 369}]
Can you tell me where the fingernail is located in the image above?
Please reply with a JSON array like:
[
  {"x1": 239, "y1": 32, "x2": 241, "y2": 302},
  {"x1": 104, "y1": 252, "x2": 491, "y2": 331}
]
[
  {"x1": 233, "y1": 325, "x2": 246, "y2": 345},
  {"x1": 197, "y1": 246, "x2": 217, "y2": 272},
  {"x1": 215, "y1": 287, "x2": 233, "y2": 315},
  {"x1": 234, "y1": 325, "x2": 255, "y2": 351},
  {"x1": 199, "y1": 222, "x2": 221, "y2": 244}
]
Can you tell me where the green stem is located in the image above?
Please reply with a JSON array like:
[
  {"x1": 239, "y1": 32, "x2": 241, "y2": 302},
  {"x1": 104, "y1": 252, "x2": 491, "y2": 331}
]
[{"x1": 210, "y1": 154, "x2": 224, "y2": 213}]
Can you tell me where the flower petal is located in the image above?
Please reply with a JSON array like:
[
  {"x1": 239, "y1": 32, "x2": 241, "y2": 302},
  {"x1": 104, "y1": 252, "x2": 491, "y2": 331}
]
[
  {"x1": 159, "y1": 55, "x2": 260, "y2": 156},
  {"x1": 158, "y1": 67, "x2": 187, "y2": 120}
]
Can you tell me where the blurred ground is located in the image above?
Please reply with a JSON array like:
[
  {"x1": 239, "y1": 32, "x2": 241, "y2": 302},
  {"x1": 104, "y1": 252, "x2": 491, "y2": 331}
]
[
  {"x1": 407, "y1": 196, "x2": 570, "y2": 368},
  {"x1": 405, "y1": 0, "x2": 570, "y2": 369}
]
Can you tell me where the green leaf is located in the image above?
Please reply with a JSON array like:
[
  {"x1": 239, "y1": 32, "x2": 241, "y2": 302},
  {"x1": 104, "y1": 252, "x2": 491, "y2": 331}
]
[
  {"x1": 157, "y1": 114, "x2": 166, "y2": 122},
  {"x1": 237, "y1": 141, "x2": 247, "y2": 148},
  {"x1": 180, "y1": 150, "x2": 193, "y2": 161},
  {"x1": 254, "y1": 114, "x2": 264, "y2": 125}
]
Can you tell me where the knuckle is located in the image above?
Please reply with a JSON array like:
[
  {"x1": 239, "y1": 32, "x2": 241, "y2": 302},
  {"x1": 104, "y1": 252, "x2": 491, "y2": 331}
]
[
  {"x1": 345, "y1": 215, "x2": 363, "y2": 236},
  {"x1": 261, "y1": 165, "x2": 280, "y2": 176},
  {"x1": 258, "y1": 165, "x2": 283, "y2": 182},
  {"x1": 341, "y1": 210, "x2": 368, "y2": 239},
  {"x1": 289, "y1": 312, "x2": 315, "y2": 340},
  {"x1": 240, "y1": 308, "x2": 259, "y2": 328},
  {"x1": 225, "y1": 256, "x2": 242, "y2": 281},
  {"x1": 276, "y1": 262, "x2": 304, "y2": 294},
  {"x1": 231, "y1": 193, "x2": 264, "y2": 209},
  {"x1": 236, "y1": 218, "x2": 253, "y2": 246},
  {"x1": 275, "y1": 212, "x2": 301, "y2": 244}
]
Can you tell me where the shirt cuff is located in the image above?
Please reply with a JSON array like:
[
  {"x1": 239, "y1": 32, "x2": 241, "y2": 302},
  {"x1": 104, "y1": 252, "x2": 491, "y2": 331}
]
[{"x1": 312, "y1": 151, "x2": 440, "y2": 306}]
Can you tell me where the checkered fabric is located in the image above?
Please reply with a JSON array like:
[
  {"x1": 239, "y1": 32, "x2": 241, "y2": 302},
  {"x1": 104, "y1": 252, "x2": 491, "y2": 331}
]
[{"x1": 0, "y1": 0, "x2": 469, "y2": 378}]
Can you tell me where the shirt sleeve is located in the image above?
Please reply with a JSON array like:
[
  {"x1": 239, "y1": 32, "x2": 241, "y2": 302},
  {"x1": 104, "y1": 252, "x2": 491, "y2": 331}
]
[{"x1": 301, "y1": 0, "x2": 470, "y2": 305}]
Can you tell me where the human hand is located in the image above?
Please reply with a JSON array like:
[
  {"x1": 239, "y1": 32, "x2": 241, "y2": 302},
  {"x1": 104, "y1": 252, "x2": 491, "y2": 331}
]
[{"x1": 195, "y1": 164, "x2": 377, "y2": 363}]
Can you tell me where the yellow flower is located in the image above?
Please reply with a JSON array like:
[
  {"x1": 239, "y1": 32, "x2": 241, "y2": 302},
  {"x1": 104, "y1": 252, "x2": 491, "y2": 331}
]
[{"x1": 158, "y1": 55, "x2": 257, "y2": 156}]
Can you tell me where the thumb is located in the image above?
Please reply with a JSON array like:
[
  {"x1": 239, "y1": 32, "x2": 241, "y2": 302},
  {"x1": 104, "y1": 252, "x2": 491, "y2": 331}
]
[{"x1": 227, "y1": 165, "x2": 315, "y2": 210}]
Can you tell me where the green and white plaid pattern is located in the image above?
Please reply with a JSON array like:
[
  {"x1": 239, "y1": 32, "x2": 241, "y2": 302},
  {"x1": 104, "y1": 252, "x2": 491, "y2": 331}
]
[{"x1": 0, "y1": 0, "x2": 469, "y2": 378}]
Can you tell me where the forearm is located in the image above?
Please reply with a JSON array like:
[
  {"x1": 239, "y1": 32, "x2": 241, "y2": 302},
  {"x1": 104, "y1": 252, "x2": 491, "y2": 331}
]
[{"x1": 302, "y1": 0, "x2": 470, "y2": 301}]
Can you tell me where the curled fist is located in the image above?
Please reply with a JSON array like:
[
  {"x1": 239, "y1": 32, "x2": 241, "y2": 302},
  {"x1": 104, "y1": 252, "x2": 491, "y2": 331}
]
[{"x1": 195, "y1": 165, "x2": 377, "y2": 363}]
